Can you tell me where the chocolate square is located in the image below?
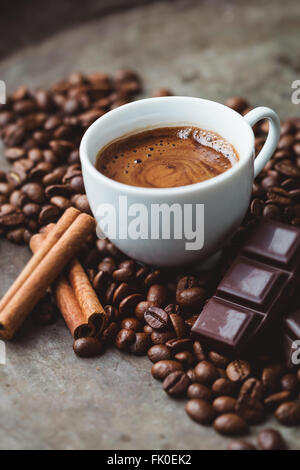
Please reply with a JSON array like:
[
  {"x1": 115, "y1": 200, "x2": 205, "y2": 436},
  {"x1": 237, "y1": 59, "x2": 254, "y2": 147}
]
[
  {"x1": 243, "y1": 219, "x2": 300, "y2": 268},
  {"x1": 191, "y1": 298, "x2": 260, "y2": 353},
  {"x1": 216, "y1": 256, "x2": 284, "y2": 309}
]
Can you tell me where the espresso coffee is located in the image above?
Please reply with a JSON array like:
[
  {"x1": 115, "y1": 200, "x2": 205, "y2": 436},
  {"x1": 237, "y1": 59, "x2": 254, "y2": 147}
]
[{"x1": 96, "y1": 126, "x2": 239, "y2": 188}]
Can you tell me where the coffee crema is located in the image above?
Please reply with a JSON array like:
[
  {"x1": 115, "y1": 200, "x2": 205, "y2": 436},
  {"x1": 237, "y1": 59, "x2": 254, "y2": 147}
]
[{"x1": 95, "y1": 126, "x2": 239, "y2": 188}]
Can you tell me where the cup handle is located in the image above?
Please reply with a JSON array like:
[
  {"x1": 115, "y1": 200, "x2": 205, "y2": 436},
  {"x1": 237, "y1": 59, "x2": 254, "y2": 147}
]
[{"x1": 243, "y1": 107, "x2": 280, "y2": 178}]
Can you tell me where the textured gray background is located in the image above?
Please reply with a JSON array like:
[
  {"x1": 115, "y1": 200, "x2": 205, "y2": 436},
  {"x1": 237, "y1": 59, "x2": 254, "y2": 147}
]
[{"x1": 0, "y1": 0, "x2": 300, "y2": 450}]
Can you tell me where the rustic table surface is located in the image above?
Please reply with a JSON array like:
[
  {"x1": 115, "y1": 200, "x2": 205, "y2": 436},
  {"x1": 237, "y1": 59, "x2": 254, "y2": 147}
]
[{"x1": 0, "y1": 0, "x2": 299, "y2": 450}]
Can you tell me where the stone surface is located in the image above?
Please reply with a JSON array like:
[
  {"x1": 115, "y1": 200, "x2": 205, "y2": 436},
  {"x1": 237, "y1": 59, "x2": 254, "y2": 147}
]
[{"x1": 0, "y1": 0, "x2": 300, "y2": 450}]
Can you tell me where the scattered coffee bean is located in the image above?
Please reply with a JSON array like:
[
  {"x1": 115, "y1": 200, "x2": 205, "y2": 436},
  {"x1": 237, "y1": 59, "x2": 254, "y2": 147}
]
[
  {"x1": 194, "y1": 361, "x2": 219, "y2": 385},
  {"x1": 73, "y1": 337, "x2": 105, "y2": 358},
  {"x1": 226, "y1": 360, "x2": 251, "y2": 383},
  {"x1": 213, "y1": 396, "x2": 237, "y2": 414},
  {"x1": 144, "y1": 306, "x2": 169, "y2": 330},
  {"x1": 115, "y1": 328, "x2": 136, "y2": 351},
  {"x1": 214, "y1": 413, "x2": 248, "y2": 436},
  {"x1": 187, "y1": 383, "x2": 213, "y2": 401},
  {"x1": 151, "y1": 360, "x2": 183, "y2": 381},
  {"x1": 257, "y1": 428, "x2": 286, "y2": 450},
  {"x1": 163, "y1": 371, "x2": 189, "y2": 396},
  {"x1": 185, "y1": 399, "x2": 216, "y2": 425},
  {"x1": 275, "y1": 401, "x2": 300, "y2": 426},
  {"x1": 148, "y1": 344, "x2": 172, "y2": 363}
]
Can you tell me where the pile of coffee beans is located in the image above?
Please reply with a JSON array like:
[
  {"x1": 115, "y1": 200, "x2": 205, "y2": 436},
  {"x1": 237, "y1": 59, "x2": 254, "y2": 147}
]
[
  {"x1": 0, "y1": 76, "x2": 299, "y2": 450},
  {"x1": 0, "y1": 70, "x2": 143, "y2": 243}
]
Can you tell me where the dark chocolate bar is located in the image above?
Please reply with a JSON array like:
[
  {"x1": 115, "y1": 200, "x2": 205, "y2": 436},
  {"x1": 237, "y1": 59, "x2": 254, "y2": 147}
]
[
  {"x1": 192, "y1": 219, "x2": 300, "y2": 355},
  {"x1": 283, "y1": 309, "x2": 300, "y2": 369}
]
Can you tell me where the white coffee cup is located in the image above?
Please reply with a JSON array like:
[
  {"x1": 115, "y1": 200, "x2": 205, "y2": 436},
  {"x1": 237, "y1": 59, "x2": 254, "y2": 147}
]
[{"x1": 80, "y1": 97, "x2": 280, "y2": 267}]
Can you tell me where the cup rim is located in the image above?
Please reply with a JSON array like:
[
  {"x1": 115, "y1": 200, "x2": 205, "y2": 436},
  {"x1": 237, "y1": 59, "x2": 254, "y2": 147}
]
[{"x1": 80, "y1": 96, "x2": 255, "y2": 195}]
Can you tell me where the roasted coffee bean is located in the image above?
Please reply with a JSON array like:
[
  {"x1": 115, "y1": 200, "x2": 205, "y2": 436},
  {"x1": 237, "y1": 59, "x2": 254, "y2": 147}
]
[
  {"x1": 194, "y1": 361, "x2": 220, "y2": 385},
  {"x1": 144, "y1": 306, "x2": 169, "y2": 330},
  {"x1": 151, "y1": 330, "x2": 175, "y2": 345},
  {"x1": 163, "y1": 371, "x2": 189, "y2": 396},
  {"x1": 147, "y1": 284, "x2": 168, "y2": 306},
  {"x1": 227, "y1": 440, "x2": 256, "y2": 451},
  {"x1": 104, "y1": 282, "x2": 117, "y2": 305},
  {"x1": 186, "y1": 368, "x2": 197, "y2": 382},
  {"x1": 115, "y1": 328, "x2": 136, "y2": 351},
  {"x1": 169, "y1": 313, "x2": 185, "y2": 337},
  {"x1": 0, "y1": 211, "x2": 26, "y2": 227},
  {"x1": 212, "y1": 378, "x2": 237, "y2": 397},
  {"x1": 136, "y1": 266, "x2": 150, "y2": 283},
  {"x1": 104, "y1": 304, "x2": 117, "y2": 323},
  {"x1": 112, "y1": 282, "x2": 131, "y2": 306},
  {"x1": 185, "y1": 399, "x2": 216, "y2": 425},
  {"x1": 38, "y1": 204, "x2": 60, "y2": 224},
  {"x1": 262, "y1": 363, "x2": 285, "y2": 390},
  {"x1": 75, "y1": 194, "x2": 91, "y2": 214},
  {"x1": 23, "y1": 203, "x2": 40, "y2": 218},
  {"x1": 280, "y1": 374, "x2": 298, "y2": 394},
  {"x1": 121, "y1": 317, "x2": 142, "y2": 332},
  {"x1": 0, "y1": 182, "x2": 13, "y2": 196},
  {"x1": 235, "y1": 395, "x2": 264, "y2": 424},
  {"x1": 214, "y1": 413, "x2": 248, "y2": 436},
  {"x1": 165, "y1": 338, "x2": 192, "y2": 353},
  {"x1": 9, "y1": 189, "x2": 28, "y2": 208},
  {"x1": 239, "y1": 378, "x2": 265, "y2": 401},
  {"x1": 264, "y1": 391, "x2": 292, "y2": 409},
  {"x1": 129, "y1": 332, "x2": 150, "y2": 356},
  {"x1": 193, "y1": 341, "x2": 206, "y2": 362},
  {"x1": 208, "y1": 351, "x2": 230, "y2": 368},
  {"x1": 4, "y1": 147, "x2": 26, "y2": 161},
  {"x1": 50, "y1": 196, "x2": 70, "y2": 211},
  {"x1": 263, "y1": 203, "x2": 282, "y2": 220},
  {"x1": 226, "y1": 360, "x2": 251, "y2": 383},
  {"x1": 144, "y1": 269, "x2": 161, "y2": 286},
  {"x1": 22, "y1": 182, "x2": 45, "y2": 204},
  {"x1": 225, "y1": 97, "x2": 249, "y2": 113},
  {"x1": 1, "y1": 204, "x2": 16, "y2": 215},
  {"x1": 73, "y1": 337, "x2": 105, "y2": 358},
  {"x1": 275, "y1": 401, "x2": 300, "y2": 426},
  {"x1": 174, "y1": 351, "x2": 195, "y2": 368},
  {"x1": 152, "y1": 88, "x2": 173, "y2": 97},
  {"x1": 135, "y1": 300, "x2": 157, "y2": 321},
  {"x1": 102, "y1": 322, "x2": 118, "y2": 344},
  {"x1": 98, "y1": 257, "x2": 116, "y2": 274},
  {"x1": 151, "y1": 360, "x2": 183, "y2": 381},
  {"x1": 176, "y1": 287, "x2": 205, "y2": 310},
  {"x1": 148, "y1": 344, "x2": 172, "y2": 363},
  {"x1": 6, "y1": 227, "x2": 25, "y2": 244},
  {"x1": 118, "y1": 293, "x2": 143, "y2": 317},
  {"x1": 113, "y1": 267, "x2": 135, "y2": 283},
  {"x1": 187, "y1": 383, "x2": 213, "y2": 401},
  {"x1": 257, "y1": 429, "x2": 286, "y2": 450},
  {"x1": 32, "y1": 296, "x2": 58, "y2": 326},
  {"x1": 144, "y1": 325, "x2": 153, "y2": 335},
  {"x1": 213, "y1": 396, "x2": 237, "y2": 414}
]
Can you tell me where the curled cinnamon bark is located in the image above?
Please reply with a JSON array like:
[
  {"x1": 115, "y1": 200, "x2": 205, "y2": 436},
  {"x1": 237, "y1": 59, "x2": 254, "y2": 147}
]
[{"x1": 0, "y1": 209, "x2": 95, "y2": 339}]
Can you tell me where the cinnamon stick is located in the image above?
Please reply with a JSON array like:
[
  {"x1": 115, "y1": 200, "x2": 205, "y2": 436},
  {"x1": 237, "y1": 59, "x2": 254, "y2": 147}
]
[
  {"x1": 31, "y1": 229, "x2": 106, "y2": 339},
  {"x1": 69, "y1": 259, "x2": 106, "y2": 337},
  {"x1": 0, "y1": 207, "x2": 80, "y2": 312},
  {"x1": 54, "y1": 274, "x2": 92, "y2": 339},
  {"x1": 0, "y1": 211, "x2": 95, "y2": 339}
]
